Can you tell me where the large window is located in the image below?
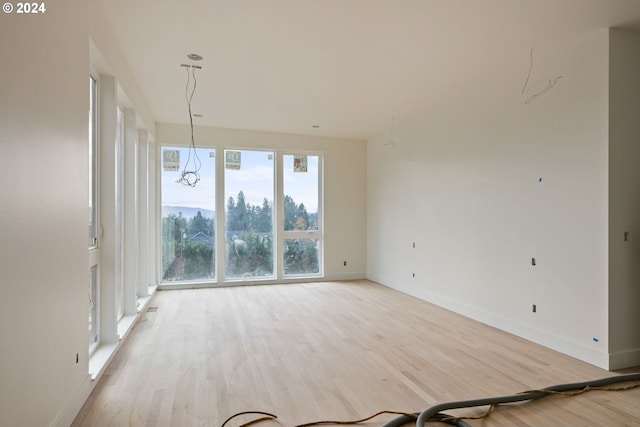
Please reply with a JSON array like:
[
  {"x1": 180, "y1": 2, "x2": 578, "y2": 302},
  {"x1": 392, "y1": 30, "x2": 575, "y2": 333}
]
[
  {"x1": 85, "y1": 69, "x2": 155, "y2": 376},
  {"x1": 159, "y1": 147, "x2": 322, "y2": 284},
  {"x1": 282, "y1": 154, "x2": 321, "y2": 276},
  {"x1": 224, "y1": 149, "x2": 274, "y2": 280},
  {"x1": 161, "y1": 147, "x2": 216, "y2": 282}
]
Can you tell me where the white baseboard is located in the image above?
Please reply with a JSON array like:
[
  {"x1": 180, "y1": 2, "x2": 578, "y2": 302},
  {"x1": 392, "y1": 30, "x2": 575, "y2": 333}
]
[
  {"x1": 368, "y1": 273, "x2": 611, "y2": 370},
  {"x1": 324, "y1": 271, "x2": 366, "y2": 281}
]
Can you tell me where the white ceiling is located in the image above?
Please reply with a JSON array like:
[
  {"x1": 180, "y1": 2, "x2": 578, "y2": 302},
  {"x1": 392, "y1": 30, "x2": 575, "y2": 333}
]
[{"x1": 97, "y1": 0, "x2": 640, "y2": 140}]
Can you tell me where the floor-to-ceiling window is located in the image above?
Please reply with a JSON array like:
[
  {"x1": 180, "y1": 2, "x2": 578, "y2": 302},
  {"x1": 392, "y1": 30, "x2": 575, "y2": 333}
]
[
  {"x1": 159, "y1": 146, "x2": 323, "y2": 285},
  {"x1": 224, "y1": 149, "x2": 275, "y2": 280},
  {"x1": 161, "y1": 146, "x2": 216, "y2": 282},
  {"x1": 282, "y1": 153, "x2": 322, "y2": 276}
]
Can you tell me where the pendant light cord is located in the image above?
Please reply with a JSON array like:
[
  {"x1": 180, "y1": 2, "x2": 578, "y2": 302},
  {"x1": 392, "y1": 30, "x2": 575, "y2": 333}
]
[{"x1": 176, "y1": 64, "x2": 201, "y2": 187}]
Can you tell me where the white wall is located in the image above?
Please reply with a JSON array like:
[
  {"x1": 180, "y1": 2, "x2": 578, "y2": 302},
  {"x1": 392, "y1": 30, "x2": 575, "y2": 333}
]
[
  {"x1": 367, "y1": 30, "x2": 613, "y2": 368},
  {"x1": 609, "y1": 28, "x2": 640, "y2": 370},
  {"x1": 0, "y1": 1, "x2": 91, "y2": 426},
  {"x1": 90, "y1": 0, "x2": 155, "y2": 137},
  {"x1": 156, "y1": 123, "x2": 367, "y2": 282},
  {"x1": 0, "y1": 1, "x2": 158, "y2": 425}
]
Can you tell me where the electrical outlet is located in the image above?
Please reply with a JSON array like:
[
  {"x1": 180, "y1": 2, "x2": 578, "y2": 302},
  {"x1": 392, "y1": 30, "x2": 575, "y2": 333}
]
[
  {"x1": 531, "y1": 258, "x2": 536, "y2": 266},
  {"x1": 532, "y1": 304, "x2": 537, "y2": 313},
  {"x1": 343, "y1": 261, "x2": 347, "y2": 266},
  {"x1": 412, "y1": 273, "x2": 415, "y2": 278},
  {"x1": 75, "y1": 353, "x2": 79, "y2": 364}
]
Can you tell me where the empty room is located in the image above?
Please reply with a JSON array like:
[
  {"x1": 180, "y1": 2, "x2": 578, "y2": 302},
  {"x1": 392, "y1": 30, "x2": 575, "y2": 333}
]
[{"x1": 2, "y1": 0, "x2": 640, "y2": 426}]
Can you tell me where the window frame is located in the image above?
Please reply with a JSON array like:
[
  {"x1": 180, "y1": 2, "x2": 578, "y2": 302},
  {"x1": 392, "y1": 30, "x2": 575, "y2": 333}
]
[
  {"x1": 223, "y1": 148, "x2": 276, "y2": 282},
  {"x1": 281, "y1": 151, "x2": 323, "y2": 278},
  {"x1": 88, "y1": 74, "x2": 100, "y2": 355},
  {"x1": 89, "y1": 75, "x2": 99, "y2": 250},
  {"x1": 159, "y1": 146, "x2": 217, "y2": 284},
  {"x1": 115, "y1": 106, "x2": 125, "y2": 321},
  {"x1": 156, "y1": 145, "x2": 324, "y2": 285}
]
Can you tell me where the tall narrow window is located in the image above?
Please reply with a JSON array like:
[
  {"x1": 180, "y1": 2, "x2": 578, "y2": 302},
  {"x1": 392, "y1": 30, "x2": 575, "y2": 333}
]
[
  {"x1": 89, "y1": 76, "x2": 98, "y2": 249},
  {"x1": 282, "y1": 154, "x2": 322, "y2": 276},
  {"x1": 161, "y1": 146, "x2": 216, "y2": 282},
  {"x1": 88, "y1": 75, "x2": 100, "y2": 353},
  {"x1": 115, "y1": 107, "x2": 124, "y2": 320},
  {"x1": 224, "y1": 149, "x2": 274, "y2": 280},
  {"x1": 88, "y1": 265, "x2": 99, "y2": 352}
]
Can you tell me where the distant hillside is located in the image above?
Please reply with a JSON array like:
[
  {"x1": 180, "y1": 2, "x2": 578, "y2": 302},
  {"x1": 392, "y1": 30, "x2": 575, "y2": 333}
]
[{"x1": 162, "y1": 206, "x2": 215, "y2": 219}]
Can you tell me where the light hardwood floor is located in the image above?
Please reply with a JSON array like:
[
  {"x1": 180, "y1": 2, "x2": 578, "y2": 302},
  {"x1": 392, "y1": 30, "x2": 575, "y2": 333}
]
[{"x1": 72, "y1": 280, "x2": 640, "y2": 427}]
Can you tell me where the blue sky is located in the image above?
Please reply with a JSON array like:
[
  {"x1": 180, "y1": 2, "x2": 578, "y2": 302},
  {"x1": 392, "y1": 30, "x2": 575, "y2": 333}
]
[{"x1": 161, "y1": 147, "x2": 319, "y2": 216}]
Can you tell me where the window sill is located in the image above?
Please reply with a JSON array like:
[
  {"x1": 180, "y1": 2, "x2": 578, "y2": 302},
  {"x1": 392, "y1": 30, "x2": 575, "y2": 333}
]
[
  {"x1": 88, "y1": 343, "x2": 118, "y2": 380},
  {"x1": 88, "y1": 286, "x2": 157, "y2": 381}
]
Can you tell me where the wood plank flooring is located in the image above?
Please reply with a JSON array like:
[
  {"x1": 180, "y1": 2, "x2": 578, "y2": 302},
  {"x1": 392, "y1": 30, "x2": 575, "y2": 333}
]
[{"x1": 72, "y1": 280, "x2": 640, "y2": 427}]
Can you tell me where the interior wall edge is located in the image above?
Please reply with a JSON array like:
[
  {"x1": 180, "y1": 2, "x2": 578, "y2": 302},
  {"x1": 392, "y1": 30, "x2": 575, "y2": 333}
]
[
  {"x1": 608, "y1": 348, "x2": 640, "y2": 371},
  {"x1": 50, "y1": 376, "x2": 93, "y2": 427}
]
